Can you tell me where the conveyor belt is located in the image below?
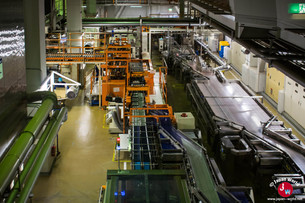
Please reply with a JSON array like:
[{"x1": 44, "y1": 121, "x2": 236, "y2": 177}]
[
  {"x1": 159, "y1": 121, "x2": 221, "y2": 203},
  {"x1": 131, "y1": 92, "x2": 152, "y2": 170},
  {"x1": 193, "y1": 73, "x2": 305, "y2": 174},
  {"x1": 196, "y1": 75, "x2": 270, "y2": 135}
]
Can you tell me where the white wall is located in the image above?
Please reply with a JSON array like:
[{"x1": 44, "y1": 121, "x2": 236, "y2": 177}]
[
  {"x1": 228, "y1": 40, "x2": 266, "y2": 93},
  {"x1": 284, "y1": 76, "x2": 305, "y2": 128},
  {"x1": 231, "y1": 41, "x2": 246, "y2": 73}
]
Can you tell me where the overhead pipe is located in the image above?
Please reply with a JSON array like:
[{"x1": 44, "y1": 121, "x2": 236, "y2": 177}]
[
  {"x1": 6, "y1": 110, "x2": 61, "y2": 202},
  {"x1": 84, "y1": 22, "x2": 201, "y2": 27},
  {"x1": 195, "y1": 39, "x2": 226, "y2": 67},
  {"x1": 83, "y1": 17, "x2": 200, "y2": 27},
  {"x1": 0, "y1": 91, "x2": 57, "y2": 195},
  {"x1": 83, "y1": 17, "x2": 199, "y2": 23},
  {"x1": 17, "y1": 107, "x2": 67, "y2": 203}
]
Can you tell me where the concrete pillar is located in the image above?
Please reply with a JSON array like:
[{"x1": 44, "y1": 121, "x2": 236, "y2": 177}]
[
  {"x1": 67, "y1": 0, "x2": 82, "y2": 53},
  {"x1": 142, "y1": 32, "x2": 148, "y2": 53},
  {"x1": 86, "y1": 0, "x2": 96, "y2": 17},
  {"x1": 71, "y1": 64, "x2": 78, "y2": 82},
  {"x1": 179, "y1": 0, "x2": 184, "y2": 18},
  {"x1": 24, "y1": 0, "x2": 46, "y2": 92},
  {"x1": 67, "y1": 0, "x2": 82, "y2": 32},
  {"x1": 149, "y1": 31, "x2": 152, "y2": 58},
  {"x1": 50, "y1": 0, "x2": 57, "y2": 31},
  {"x1": 63, "y1": 0, "x2": 66, "y2": 20}
]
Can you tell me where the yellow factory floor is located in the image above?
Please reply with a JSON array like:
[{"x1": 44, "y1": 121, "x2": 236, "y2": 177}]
[{"x1": 32, "y1": 92, "x2": 120, "y2": 203}]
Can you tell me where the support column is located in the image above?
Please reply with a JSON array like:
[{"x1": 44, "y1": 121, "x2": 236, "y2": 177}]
[
  {"x1": 67, "y1": 0, "x2": 82, "y2": 32},
  {"x1": 149, "y1": 31, "x2": 152, "y2": 58},
  {"x1": 50, "y1": 0, "x2": 56, "y2": 31},
  {"x1": 63, "y1": 0, "x2": 66, "y2": 20},
  {"x1": 67, "y1": 0, "x2": 82, "y2": 53},
  {"x1": 179, "y1": 0, "x2": 184, "y2": 18},
  {"x1": 24, "y1": 0, "x2": 46, "y2": 92},
  {"x1": 188, "y1": 1, "x2": 191, "y2": 17},
  {"x1": 86, "y1": 0, "x2": 96, "y2": 17},
  {"x1": 98, "y1": 65, "x2": 101, "y2": 108}
]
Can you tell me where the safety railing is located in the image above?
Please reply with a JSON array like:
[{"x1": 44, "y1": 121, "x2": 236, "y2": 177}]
[
  {"x1": 125, "y1": 104, "x2": 175, "y2": 125},
  {"x1": 46, "y1": 32, "x2": 107, "y2": 63},
  {"x1": 96, "y1": 0, "x2": 148, "y2": 4}
]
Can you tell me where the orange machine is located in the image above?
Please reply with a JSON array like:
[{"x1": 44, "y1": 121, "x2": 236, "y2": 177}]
[
  {"x1": 128, "y1": 59, "x2": 155, "y2": 94},
  {"x1": 125, "y1": 86, "x2": 150, "y2": 107},
  {"x1": 121, "y1": 58, "x2": 174, "y2": 132},
  {"x1": 101, "y1": 41, "x2": 131, "y2": 107}
]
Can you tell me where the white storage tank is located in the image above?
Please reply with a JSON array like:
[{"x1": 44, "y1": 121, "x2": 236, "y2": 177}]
[{"x1": 174, "y1": 112, "x2": 195, "y2": 130}]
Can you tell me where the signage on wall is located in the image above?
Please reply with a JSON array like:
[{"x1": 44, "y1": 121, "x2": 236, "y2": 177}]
[
  {"x1": 0, "y1": 58, "x2": 3, "y2": 80},
  {"x1": 289, "y1": 3, "x2": 305, "y2": 14}
]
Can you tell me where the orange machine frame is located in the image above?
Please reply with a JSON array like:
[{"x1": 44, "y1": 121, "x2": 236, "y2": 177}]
[
  {"x1": 46, "y1": 32, "x2": 107, "y2": 63},
  {"x1": 101, "y1": 41, "x2": 131, "y2": 107},
  {"x1": 124, "y1": 104, "x2": 175, "y2": 130}
]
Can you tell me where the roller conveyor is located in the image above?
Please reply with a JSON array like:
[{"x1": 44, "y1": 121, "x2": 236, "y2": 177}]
[
  {"x1": 159, "y1": 120, "x2": 221, "y2": 203},
  {"x1": 191, "y1": 73, "x2": 305, "y2": 174},
  {"x1": 131, "y1": 93, "x2": 152, "y2": 170}
]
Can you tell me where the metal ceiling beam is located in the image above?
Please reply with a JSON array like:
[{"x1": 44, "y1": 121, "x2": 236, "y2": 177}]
[
  {"x1": 83, "y1": 17, "x2": 199, "y2": 23},
  {"x1": 82, "y1": 17, "x2": 201, "y2": 26},
  {"x1": 189, "y1": 0, "x2": 231, "y2": 15},
  {"x1": 194, "y1": 8, "x2": 305, "y2": 87}
]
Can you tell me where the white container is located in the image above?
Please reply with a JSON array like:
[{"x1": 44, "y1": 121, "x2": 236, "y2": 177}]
[
  {"x1": 142, "y1": 32, "x2": 148, "y2": 53},
  {"x1": 174, "y1": 112, "x2": 195, "y2": 130},
  {"x1": 257, "y1": 72, "x2": 266, "y2": 92},
  {"x1": 119, "y1": 134, "x2": 130, "y2": 150},
  {"x1": 223, "y1": 46, "x2": 230, "y2": 59},
  {"x1": 246, "y1": 53, "x2": 258, "y2": 67},
  {"x1": 278, "y1": 90, "x2": 285, "y2": 113},
  {"x1": 242, "y1": 64, "x2": 249, "y2": 85},
  {"x1": 227, "y1": 47, "x2": 232, "y2": 63},
  {"x1": 284, "y1": 76, "x2": 293, "y2": 115},
  {"x1": 248, "y1": 67, "x2": 257, "y2": 90}
]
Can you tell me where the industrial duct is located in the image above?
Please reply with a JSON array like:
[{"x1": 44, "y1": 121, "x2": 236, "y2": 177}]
[
  {"x1": 0, "y1": 91, "x2": 57, "y2": 196},
  {"x1": 66, "y1": 86, "x2": 79, "y2": 99},
  {"x1": 14, "y1": 107, "x2": 67, "y2": 203},
  {"x1": 7, "y1": 107, "x2": 67, "y2": 202}
]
